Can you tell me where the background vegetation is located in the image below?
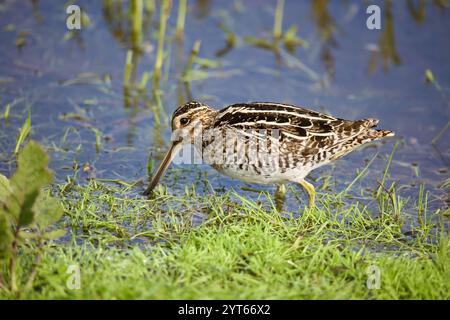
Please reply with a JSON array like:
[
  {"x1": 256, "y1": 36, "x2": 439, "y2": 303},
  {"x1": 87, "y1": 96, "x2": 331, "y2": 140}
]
[{"x1": 0, "y1": 0, "x2": 448, "y2": 299}]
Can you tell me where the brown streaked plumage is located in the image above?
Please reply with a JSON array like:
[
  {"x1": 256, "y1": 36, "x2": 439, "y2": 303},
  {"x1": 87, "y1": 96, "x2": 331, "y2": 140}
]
[{"x1": 144, "y1": 101, "x2": 394, "y2": 209}]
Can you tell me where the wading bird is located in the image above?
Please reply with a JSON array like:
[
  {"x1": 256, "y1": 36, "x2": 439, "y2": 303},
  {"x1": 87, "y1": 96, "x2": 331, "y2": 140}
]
[{"x1": 144, "y1": 101, "x2": 394, "y2": 210}]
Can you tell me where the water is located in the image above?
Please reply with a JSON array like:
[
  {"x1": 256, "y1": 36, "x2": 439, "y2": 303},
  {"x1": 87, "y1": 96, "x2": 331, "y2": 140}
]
[{"x1": 0, "y1": 0, "x2": 449, "y2": 218}]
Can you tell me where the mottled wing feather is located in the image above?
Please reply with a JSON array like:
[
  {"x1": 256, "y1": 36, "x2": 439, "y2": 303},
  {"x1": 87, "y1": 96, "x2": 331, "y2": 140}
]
[
  {"x1": 216, "y1": 102, "x2": 361, "y2": 143},
  {"x1": 215, "y1": 102, "x2": 387, "y2": 166}
]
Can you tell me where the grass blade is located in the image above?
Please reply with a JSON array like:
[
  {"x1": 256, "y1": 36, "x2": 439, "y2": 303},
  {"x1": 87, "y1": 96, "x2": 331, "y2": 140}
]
[{"x1": 14, "y1": 111, "x2": 31, "y2": 155}]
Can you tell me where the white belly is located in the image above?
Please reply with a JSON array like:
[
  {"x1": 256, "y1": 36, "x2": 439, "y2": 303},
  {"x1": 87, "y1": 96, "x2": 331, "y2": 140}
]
[
  {"x1": 213, "y1": 163, "x2": 312, "y2": 185},
  {"x1": 195, "y1": 129, "x2": 315, "y2": 185}
]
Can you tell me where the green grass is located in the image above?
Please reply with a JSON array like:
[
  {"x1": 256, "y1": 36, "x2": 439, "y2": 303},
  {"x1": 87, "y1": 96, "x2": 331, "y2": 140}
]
[
  {"x1": 0, "y1": 177, "x2": 448, "y2": 299},
  {"x1": 1, "y1": 1, "x2": 449, "y2": 299}
]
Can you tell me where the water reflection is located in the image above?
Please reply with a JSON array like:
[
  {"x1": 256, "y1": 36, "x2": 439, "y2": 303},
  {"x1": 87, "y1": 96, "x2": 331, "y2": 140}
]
[
  {"x1": 102, "y1": 0, "x2": 153, "y2": 51},
  {"x1": 175, "y1": 37, "x2": 193, "y2": 104},
  {"x1": 407, "y1": 0, "x2": 426, "y2": 24},
  {"x1": 311, "y1": 0, "x2": 337, "y2": 79},
  {"x1": 102, "y1": 0, "x2": 165, "y2": 153},
  {"x1": 369, "y1": 0, "x2": 450, "y2": 74},
  {"x1": 0, "y1": 0, "x2": 448, "y2": 213},
  {"x1": 378, "y1": 0, "x2": 401, "y2": 72},
  {"x1": 30, "y1": 0, "x2": 43, "y2": 23},
  {"x1": 194, "y1": 0, "x2": 211, "y2": 20}
]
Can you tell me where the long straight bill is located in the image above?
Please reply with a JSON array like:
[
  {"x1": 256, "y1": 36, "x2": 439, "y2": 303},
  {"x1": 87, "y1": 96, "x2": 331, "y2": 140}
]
[{"x1": 144, "y1": 141, "x2": 182, "y2": 195}]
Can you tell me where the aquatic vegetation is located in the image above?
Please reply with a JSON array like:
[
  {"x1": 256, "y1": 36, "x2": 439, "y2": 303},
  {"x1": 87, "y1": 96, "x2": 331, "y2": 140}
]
[
  {"x1": 144, "y1": 0, "x2": 155, "y2": 15},
  {"x1": 215, "y1": 23, "x2": 236, "y2": 57},
  {"x1": 176, "y1": 0, "x2": 187, "y2": 39},
  {"x1": 378, "y1": 0, "x2": 401, "y2": 70},
  {"x1": 283, "y1": 25, "x2": 309, "y2": 53},
  {"x1": 182, "y1": 40, "x2": 201, "y2": 81},
  {"x1": 2, "y1": 104, "x2": 10, "y2": 123},
  {"x1": 273, "y1": 0, "x2": 285, "y2": 39},
  {"x1": 0, "y1": 170, "x2": 448, "y2": 299},
  {"x1": 0, "y1": 0, "x2": 448, "y2": 300},
  {"x1": 153, "y1": 0, "x2": 171, "y2": 89},
  {"x1": 123, "y1": 50, "x2": 134, "y2": 91},
  {"x1": 431, "y1": 122, "x2": 449, "y2": 146},
  {"x1": 131, "y1": 0, "x2": 143, "y2": 50},
  {"x1": 14, "y1": 111, "x2": 30, "y2": 156},
  {"x1": 425, "y1": 68, "x2": 443, "y2": 92},
  {"x1": 244, "y1": 0, "x2": 309, "y2": 67}
]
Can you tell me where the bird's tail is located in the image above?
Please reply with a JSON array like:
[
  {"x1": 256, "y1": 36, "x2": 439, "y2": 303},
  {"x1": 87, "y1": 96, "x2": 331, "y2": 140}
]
[
  {"x1": 362, "y1": 118, "x2": 395, "y2": 139},
  {"x1": 329, "y1": 119, "x2": 395, "y2": 161}
]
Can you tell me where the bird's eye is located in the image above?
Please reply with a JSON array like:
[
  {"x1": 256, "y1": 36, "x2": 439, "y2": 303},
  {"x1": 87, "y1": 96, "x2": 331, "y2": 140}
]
[{"x1": 179, "y1": 117, "x2": 189, "y2": 126}]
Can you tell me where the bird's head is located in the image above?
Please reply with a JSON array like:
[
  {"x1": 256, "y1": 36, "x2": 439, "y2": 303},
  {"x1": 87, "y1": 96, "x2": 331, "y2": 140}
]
[
  {"x1": 171, "y1": 101, "x2": 215, "y2": 135},
  {"x1": 144, "y1": 101, "x2": 216, "y2": 195}
]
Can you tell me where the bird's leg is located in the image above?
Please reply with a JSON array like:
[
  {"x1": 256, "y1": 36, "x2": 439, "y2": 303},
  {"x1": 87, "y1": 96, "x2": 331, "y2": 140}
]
[
  {"x1": 274, "y1": 184, "x2": 286, "y2": 212},
  {"x1": 299, "y1": 179, "x2": 315, "y2": 208}
]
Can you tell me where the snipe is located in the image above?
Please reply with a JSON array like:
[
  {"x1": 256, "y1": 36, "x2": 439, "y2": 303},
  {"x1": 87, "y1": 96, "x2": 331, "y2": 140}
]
[{"x1": 144, "y1": 101, "x2": 394, "y2": 210}]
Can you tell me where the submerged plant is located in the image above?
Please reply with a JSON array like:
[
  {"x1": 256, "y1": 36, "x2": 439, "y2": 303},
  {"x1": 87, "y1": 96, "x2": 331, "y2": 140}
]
[
  {"x1": 0, "y1": 141, "x2": 65, "y2": 294},
  {"x1": 244, "y1": 0, "x2": 308, "y2": 57}
]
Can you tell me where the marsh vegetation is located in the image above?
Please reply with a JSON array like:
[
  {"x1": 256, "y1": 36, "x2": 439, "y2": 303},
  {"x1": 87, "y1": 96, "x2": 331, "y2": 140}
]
[{"x1": 0, "y1": 0, "x2": 449, "y2": 299}]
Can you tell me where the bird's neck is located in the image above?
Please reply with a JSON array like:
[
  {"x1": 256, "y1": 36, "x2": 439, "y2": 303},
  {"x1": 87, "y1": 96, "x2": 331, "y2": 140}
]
[{"x1": 199, "y1": 107, "x2": 219, "y2": 130}]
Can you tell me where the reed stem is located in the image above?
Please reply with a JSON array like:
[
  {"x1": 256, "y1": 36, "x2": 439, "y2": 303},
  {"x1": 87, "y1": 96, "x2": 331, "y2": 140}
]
[
  {"x1": 183, "y1": 40, "x2": 201, "y2": 79},
  {"x1": 123, "y1": 50, "x2": 133, "y2": 89},
  {"x1": 153, "y1": 0, "x2": 170, "y2": 87},
  {"x1": 273, "y1": 0, "x2": 285, "y2": 39},
  {"x1": 144, "y1": 0, "x2": 155, "y2": 15},
  {"x1": 176, "y1": 0, "x2": 187, "y2": 39},
  {"x1": 139, "y1": 71, "x2": 150, "y2": 91},
  {"x1": 131, "y1": 0, "x2": 143, "y2": 49}
]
